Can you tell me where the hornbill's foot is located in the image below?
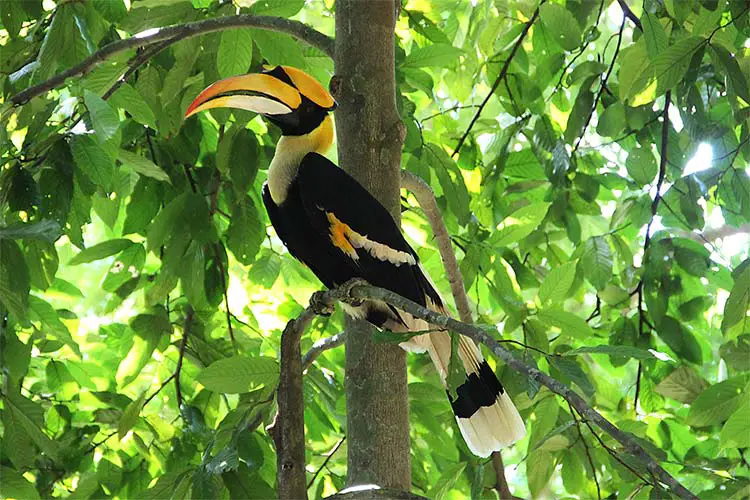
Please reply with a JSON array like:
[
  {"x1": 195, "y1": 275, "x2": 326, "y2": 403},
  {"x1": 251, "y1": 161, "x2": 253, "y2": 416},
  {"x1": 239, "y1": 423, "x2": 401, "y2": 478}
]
[
  {"x1": 310, "y1": 291, "x2": 334, "y2": 316},
  {"x1": 338, "y1": 278, "x2": 368, "y2": 306}
]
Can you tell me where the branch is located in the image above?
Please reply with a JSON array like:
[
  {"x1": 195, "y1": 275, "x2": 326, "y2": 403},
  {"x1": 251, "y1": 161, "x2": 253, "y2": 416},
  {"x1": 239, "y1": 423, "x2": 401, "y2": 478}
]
[
  {"x1": 307, "y1": 437, "x2": 346, "y2": 489},
  {"x1": 635, "y1": 91, "x2": 671, "y2": 412},
  {"x1": 175, "y1": 306, "x2": 193, "y2": 412},
  {"x1": 491, "y1": 452, "x2": 522, "y2": 500},
  {"x1": 268, "y1": 301, "x2": 323, "y2": 500},
  {"x1": 319, "y1": 281, "x2": 698, "y2": 500},
  {"x1": 8, "y1": 15, "x2": 334, "y2": 106},
  {"x1": 401, "y1": 171, "x2": 518, "y2": 496},
  {"x1": 451, "y1": 1, "x2": 544, "y2": 158},
  {"x1": 401, "y1": 171, "x2": 472, "y2": 323},
  {"x1": 679, "y1": 223, "x2": 750, "y2": 242},
  {"x1": 572, "y1": 17, "x2": 625, "y2": 154},
  {"x1": 302, "y1": 332, "x2": 346, "y2": 371},
  {"x1": 568, "y1": 402, "x2": 601, "y2": 500},
  {"x1": 617, "y1": 0, "x2": 643, "y2": 32}
]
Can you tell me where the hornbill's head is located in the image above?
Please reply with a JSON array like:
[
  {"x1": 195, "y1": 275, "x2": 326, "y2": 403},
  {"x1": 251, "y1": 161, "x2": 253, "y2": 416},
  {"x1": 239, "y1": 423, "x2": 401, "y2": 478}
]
[{"x1": 184, "y1": 65, "x2": 336, "y2": 137}]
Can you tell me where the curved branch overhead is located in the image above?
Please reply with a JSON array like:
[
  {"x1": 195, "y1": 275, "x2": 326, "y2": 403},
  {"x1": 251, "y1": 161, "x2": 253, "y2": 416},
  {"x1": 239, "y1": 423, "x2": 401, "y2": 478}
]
[{"x1": 8, "y1": 15, "x2": 334, "y2": 106}]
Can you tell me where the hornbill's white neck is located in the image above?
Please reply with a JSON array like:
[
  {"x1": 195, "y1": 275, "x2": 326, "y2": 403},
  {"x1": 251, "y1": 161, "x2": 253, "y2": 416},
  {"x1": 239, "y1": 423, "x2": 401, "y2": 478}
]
[{"x1": 267, "y1": 114, "x2": 335, "y2": 205}]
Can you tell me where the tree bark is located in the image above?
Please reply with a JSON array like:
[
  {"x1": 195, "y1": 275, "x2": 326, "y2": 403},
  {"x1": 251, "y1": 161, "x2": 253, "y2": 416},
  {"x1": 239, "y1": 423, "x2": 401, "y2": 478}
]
[{"x1": 334, "y1": 0, "x2": 410, "y2": 490}]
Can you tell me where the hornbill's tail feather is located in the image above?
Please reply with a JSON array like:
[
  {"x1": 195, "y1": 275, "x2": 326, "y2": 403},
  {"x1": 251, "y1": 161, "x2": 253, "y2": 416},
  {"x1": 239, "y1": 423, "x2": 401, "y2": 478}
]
[{"x1": 397, "y1": 271, "x2": 526, "y2": 457}]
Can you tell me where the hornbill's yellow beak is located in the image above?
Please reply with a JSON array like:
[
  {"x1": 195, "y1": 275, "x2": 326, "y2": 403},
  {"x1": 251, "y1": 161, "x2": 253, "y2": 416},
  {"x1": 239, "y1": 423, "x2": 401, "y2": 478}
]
[{"x1": 184, "y1": 65, "x2": 336, "y2": 123}]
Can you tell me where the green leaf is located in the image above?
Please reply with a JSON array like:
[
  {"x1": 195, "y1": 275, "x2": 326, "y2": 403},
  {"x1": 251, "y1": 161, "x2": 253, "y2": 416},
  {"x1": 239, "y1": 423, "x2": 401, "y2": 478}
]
[
  {"x1": 425, "y1": 462, "x2": 467, "y2": 500},
  {"x1": 28, "y1": 296, "x2": 80, "y2": 356},
  {"x1": 93, "y1": 0, "x2": 127, "y2": 22},
  {"x1": 563, "y1": 345, "x2": 655, "y2": 360},
  {"x1": 228, "y1": 129, "x2": 260, "y2": 193},
  {"x1": 527, "y1": 450, "x2": 555, "y2": 497},
  {"x1": 196, "y1": 355, "x2": 279, "y2": 394},
  {"x1": 720, "y1": 390, "x2": 750, "y2": 449},
  {"x1": 0, "y1": 240, "x2": 30, "y2": 317},
  {"x1": 596, "y1": 102, "x2": 626, "y2": 138},
  {"x1": 217, "y1": 29, "x2": 253, "y2": 79},
  {"x1": 618, "y1": 40, "x2": 651, "y2": 103},
  {"x1": 226, "y1": 195, "x2": 264, "y2": 266},
  {"x1": 0, "y1": 219, "x2": 62, "y2": 243},
  {"x1": 161, "y1": 38, "x2": 200, "y2": 106},
  {"x1": 491, "y1": 202, "x2": 551, "y2": 247},
  {"x1": 688, "y1": 376, "x2": 748, "y2": 426},
  {"x1": 248, "y1": 251, "x2": 282, "y2": 289},
  {"x1": 68, "y1": 239, "x2": 135, "y2": 265},
  {"x1": 580, "y1": 236, "x2": 612, "y2": 291},
  {"x1": 71, "y1": 135, "x2": 115, "y2": 190},
  {"x1": 538, "y1": 262, "x2": 576, "y2": 304},
  {"x1": 0, "y1": 466, "x2": 40, "y2": 500},
  {"x1": 537, "y1": 309, "x2": 595, "y2": 339},
  {"x1": 722, "y1": 266, "x2": 750, "y2": 334},
  {"x1": 118, "y1": 150, "x2": 171, "y2": 183},
  {"x1": 116, "y1": 316, "x2": 167, "y2": 387},
  {"x1": 712, "y1": 45, "x2": 750, "y2": 104},
  {"x1": 0, "y1": 1, "x2": 25, "y2": 38},
  {"x1": 720, "y1": 335, "x2": 750, "y2": 371},
  {"x1": 561, "y1": 450, "x2": 584, "y2": 494},
  {"x1": 102, "y1": 244, "x2": 146, "y2": 292},
  {"x1": 504, "y1": 149, "x2": 546, "y2": 179},
  {"x1": 402, "y1": 44, "x2": 464, "y2": 69},
  {"x1": 656, "y1": 316, "x2": 702, "y2": 363},
  {"x1": 32, "y1": 3, "x2": 91, "y2": 83},
  {"x1": 109, "y1": 83, "x2": 157, "y2": 129},
  {"x1": 629, "y1": 36, "x2": 705, "y2": 102},
  {"x1": 539, "y1": 3, "x2": 582, "y2": 51},
  {"x1": 424, "y1": 144, "x2": 471, "y2": 225},
  {"x1": 549, "y1": 357, "x2": 594, "y2": 396},
  {"x1": 118, "y1": 392, "x2": 147, "y2": 439},
  {"x1": 252, "y1": 30, "x2": 305, "y2": 68},
  {"x1": 626, "y1": 147, "x2": 658, "y2": 186},
  {"x1": 4, "y1": 388, "x2": 61, "y2": 463},
  {"x1": 249, "y1": 0, "x2": 304, "y2": 17},
  {"x1": 84, "y1": 90, "x2": 121, "y2": 143},
  {"x1": 564, "y1": 89, "x2": 593, "y2": 144},
  {"x1": 123, "y1": 178, "x2": 162, "y2": 235},
  {"x1": 147, "y1": 192, "x2": 189, "y2": 251},
  {"x1": 642, "y1": 12, "x2": 668, "y2": 59}
]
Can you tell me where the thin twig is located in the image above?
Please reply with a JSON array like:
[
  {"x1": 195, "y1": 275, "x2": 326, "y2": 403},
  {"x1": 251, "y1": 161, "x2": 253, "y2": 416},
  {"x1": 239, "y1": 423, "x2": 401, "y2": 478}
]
[
  {"x1": 175, "y1": 307, "x2": 194, "y2": 411},
  {"x1": 102, "y1": 38, "x2": 176, "y2": 100},
  {"x1": 581, "y1": 418, "x2": 651, "y2": 486},
  {"x1": 307, "y1": 437, "x2": 346, "y2": 489},
  {"x1": 451, "y1": 0, "x2": 545, "y2": 158},
  {"x1": 572, "y1": 17, "x2": 625, "y2": 154},
  {"x1": 8, "y1": 15, "x2": 333, "y2": 106},
  {"x1": 634, "y1": 91, "x2": 671, "y2": 413},
  {"x1": 568, "y1": 402, "x2": 601, "y2": 500},
  {"x1": 302, "y1": 332, "x2": 346, "y2": 371}
]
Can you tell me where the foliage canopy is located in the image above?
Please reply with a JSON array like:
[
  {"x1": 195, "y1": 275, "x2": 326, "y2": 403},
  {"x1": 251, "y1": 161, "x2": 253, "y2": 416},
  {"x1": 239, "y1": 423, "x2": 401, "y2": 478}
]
[{"x1": 1, "y1": 0, "x2": 749, "y2": 498}]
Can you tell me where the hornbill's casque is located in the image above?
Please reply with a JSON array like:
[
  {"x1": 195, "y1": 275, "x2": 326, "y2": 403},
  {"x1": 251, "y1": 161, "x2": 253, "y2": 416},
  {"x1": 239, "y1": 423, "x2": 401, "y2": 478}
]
[{"x1": 184, "y1": 65, "x2": 525, "y2": 457}]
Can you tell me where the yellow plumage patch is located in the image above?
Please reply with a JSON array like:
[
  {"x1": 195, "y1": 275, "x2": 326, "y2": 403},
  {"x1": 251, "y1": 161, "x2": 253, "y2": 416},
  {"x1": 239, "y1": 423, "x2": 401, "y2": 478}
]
[{"x1": 326, "y1": 212, "x2": 358, "y2": 260}]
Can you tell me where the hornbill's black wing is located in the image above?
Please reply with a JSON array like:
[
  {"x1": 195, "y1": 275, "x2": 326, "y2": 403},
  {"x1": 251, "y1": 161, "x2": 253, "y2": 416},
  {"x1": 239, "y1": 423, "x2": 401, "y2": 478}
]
[{"x1": 295, "y1": 152, "x2": 441, "y2": 309}]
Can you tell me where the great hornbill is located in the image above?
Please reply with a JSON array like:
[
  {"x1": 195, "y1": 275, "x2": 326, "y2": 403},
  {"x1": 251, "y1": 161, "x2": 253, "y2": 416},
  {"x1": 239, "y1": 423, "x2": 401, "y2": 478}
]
[{"x1": 184, "y1": 65, "x2": 525, "y2": 457}]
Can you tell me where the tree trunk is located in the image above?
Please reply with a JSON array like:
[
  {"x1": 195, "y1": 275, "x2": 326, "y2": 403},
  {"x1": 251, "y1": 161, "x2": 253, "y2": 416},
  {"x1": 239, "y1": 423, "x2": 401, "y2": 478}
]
[{"x1": 334, "y1": 0, "x2": 410, "y2": 490}]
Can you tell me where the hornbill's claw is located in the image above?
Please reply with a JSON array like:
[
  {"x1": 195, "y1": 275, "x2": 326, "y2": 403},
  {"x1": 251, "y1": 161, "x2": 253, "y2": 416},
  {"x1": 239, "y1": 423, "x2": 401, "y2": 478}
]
[
  {"x1": 310, "y1": 291, "x2": 335, "y2": 316},
  {"x1": 338, "y1": 278, "x2": 368, "y2": 306}
]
